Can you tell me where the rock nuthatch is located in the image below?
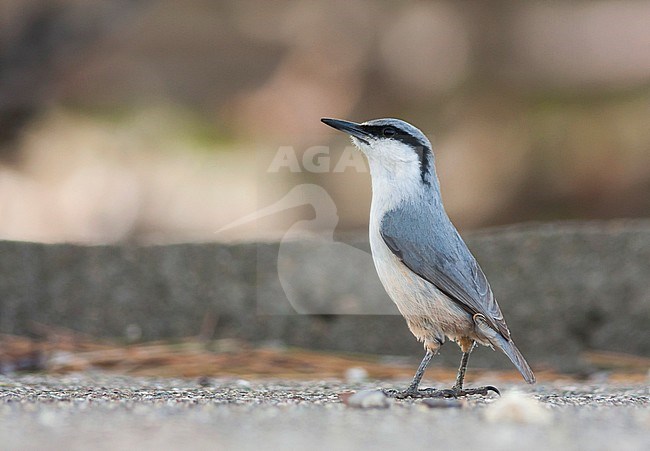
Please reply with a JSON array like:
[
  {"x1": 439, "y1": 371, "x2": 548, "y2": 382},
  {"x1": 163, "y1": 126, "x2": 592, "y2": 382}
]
[{"x1": 322, "y1": 117, "x2": 535, "y2": 398}]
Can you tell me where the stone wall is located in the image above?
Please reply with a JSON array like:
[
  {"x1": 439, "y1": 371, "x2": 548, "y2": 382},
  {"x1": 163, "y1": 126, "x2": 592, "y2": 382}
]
[{"x1": 1, "y1": 220, "x2": 649, "y2": 372}]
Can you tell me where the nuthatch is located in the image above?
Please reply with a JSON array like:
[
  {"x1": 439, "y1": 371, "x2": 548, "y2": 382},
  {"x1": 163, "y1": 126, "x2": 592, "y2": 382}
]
[{"x1": 322, "y1": 117, "x2": 535, "y2": 398}]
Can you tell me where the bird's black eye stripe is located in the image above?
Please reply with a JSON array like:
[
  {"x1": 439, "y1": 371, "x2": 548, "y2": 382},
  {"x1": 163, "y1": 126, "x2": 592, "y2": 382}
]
[
  {"x1": 382, "y1": 127, "x2": 396, "y2": 137},
  {"x1": 362, "y1": 125, "x2": 426, "y2": 151}
]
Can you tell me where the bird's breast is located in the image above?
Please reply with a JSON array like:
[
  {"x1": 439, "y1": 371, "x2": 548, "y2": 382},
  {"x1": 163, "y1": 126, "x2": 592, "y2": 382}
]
[
  {"x1": 369, "y1": 220, "x2": 438, "y2": 314},
  {"x1": 368, "y1": 216, "x2": 473, "y2": 343}
]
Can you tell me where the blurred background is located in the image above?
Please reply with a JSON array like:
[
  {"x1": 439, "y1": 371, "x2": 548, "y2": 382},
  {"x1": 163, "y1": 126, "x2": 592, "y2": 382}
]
[
  {"x1": 2, "y1": 0, "x2": 650, "y2": 244},
  {"x1": 1, "y1": 0, "x2": 650, "y2": 383}
]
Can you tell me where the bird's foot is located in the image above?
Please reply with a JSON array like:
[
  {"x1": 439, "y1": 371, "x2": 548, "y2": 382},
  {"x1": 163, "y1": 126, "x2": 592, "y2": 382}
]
[
  {"x1": 442, "y1": 385, "x2": 501, "y2": 397},
  {"x1": 383, "y1": 385, "x2": 499, "y2": 399},
  {"x1": 382, "y1": 387, "x2": 440, "y2": 399}
]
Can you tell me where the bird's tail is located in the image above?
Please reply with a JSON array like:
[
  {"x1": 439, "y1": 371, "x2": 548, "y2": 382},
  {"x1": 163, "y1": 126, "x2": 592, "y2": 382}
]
[
  {"x1": 493, "y1": 336, "x2": 536, "y2": 384},
  {"x1": 474, "y1": 315, "x2": 536, "y2": 384}
]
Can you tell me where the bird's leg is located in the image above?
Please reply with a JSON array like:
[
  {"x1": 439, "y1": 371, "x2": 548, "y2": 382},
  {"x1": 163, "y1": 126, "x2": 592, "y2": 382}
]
[
  {"x1": 453, "y1": 340, "x2": 475, "y2": 391},
  {"x1": 441, "y1": 339, "x2": 499, "y2": 397},
  {"x1": 384, "y1": 339, "x2": 454, "y2": 399},
  {"x1": 383, "y1": 348, "x2": 433, "y2": 398},
  {"x1": 407, "y1": 348, "x2": 434, "y2": 391}
]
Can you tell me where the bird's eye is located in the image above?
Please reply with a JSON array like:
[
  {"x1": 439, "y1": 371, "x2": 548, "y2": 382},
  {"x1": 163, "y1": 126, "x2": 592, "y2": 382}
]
[{"x1": 382, "y1": 127, "x2": 396, "y2": 138}]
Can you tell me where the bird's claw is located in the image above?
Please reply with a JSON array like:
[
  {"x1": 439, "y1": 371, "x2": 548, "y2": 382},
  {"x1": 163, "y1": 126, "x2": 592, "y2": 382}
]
[
  {"x1": 455, "y1": 385, "x2": 500, "y2": 397},
  {"x1": 383, "y1": 385, "x2": 500, "y2": 399}
]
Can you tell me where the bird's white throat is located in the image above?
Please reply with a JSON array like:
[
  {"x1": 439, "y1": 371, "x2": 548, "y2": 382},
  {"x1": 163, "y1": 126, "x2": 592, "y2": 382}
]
[{"x1": 355, "y1": 138, "x2": 432, "y2": 217}]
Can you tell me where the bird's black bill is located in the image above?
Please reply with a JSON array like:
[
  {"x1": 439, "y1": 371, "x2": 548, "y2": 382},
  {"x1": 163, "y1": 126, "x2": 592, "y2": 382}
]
[{"x1": 321, "y1": 118, "x2": 371, "y2": 144}]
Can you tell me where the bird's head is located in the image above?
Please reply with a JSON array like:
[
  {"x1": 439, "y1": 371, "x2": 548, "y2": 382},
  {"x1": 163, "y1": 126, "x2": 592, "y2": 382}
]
[{"x1": 321, "y1": 117, "x2": 433, "y2": 185}]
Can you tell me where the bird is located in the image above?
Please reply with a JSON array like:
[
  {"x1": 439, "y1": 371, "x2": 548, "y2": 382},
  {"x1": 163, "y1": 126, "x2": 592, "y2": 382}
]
[{"x1": 321, "y1": 117, "x2": 535, "y2": 398}]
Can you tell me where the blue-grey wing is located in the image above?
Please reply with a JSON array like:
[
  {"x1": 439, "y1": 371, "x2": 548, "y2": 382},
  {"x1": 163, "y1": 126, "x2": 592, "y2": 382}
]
[{"x1": 380, "y1": 205, "x2": 511, "y2": 339}]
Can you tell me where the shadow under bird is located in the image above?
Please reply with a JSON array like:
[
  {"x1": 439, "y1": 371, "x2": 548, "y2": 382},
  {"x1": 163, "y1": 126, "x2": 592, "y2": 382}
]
[{"x1": 321, "y1": 117, "x2": 535, "y2": 398}]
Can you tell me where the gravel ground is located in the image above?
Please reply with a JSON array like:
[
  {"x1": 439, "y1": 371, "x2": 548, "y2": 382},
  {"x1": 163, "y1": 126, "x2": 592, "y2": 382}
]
[{"x1": 0, "y1": 375, "x2": 648, "y2": 451}]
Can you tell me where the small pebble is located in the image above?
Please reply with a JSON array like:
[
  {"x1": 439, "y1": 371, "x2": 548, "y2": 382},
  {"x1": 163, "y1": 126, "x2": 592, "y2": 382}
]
[
  {"x1": 343, "y1": 390, "x2": 391, "y2": 409},
  {"x1": 483, "y1": 391, "x2": 552, "y2": 424},
  {"x1": 235, "y1": 379, "x2": 252, "y2": 389},
  {"x1": 197, "y1": 377, "x2": 212, "y2": 387}
]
